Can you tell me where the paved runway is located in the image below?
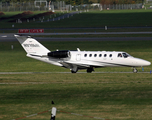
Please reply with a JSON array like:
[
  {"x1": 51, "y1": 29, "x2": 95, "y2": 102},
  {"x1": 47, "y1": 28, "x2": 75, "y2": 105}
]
[
  {"x1": 1, "y1": 32, "x2": 152, "y2": 41},
  {"x1": 0, "y1": 32, "x2": 152, "y2": 42},
  {"x1": 1, "y1": 37, "x2": 152, "y2": 42}
]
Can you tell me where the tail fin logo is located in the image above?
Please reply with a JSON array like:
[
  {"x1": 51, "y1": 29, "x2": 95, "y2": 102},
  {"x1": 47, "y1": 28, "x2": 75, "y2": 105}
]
[{"x1": 23, "y1": 44, "x2": 40, "y2": 47}]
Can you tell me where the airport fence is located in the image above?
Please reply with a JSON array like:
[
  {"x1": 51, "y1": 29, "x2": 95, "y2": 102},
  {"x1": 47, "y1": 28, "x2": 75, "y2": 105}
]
[
  {"x1": 0, "y1": 1, "x2": 143, "y2": 12},
  {"x1": 102, "y1": 3, "x2": 143, "y2": 10}
]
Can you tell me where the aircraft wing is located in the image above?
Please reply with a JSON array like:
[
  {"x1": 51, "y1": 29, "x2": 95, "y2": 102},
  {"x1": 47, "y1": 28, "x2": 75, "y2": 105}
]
[
  {"x1": 60, "y1": 62, "x2": 89, "y2": 69},
  {"x1": 60, "y1": 60, "x2": 102, "y2": 69}
]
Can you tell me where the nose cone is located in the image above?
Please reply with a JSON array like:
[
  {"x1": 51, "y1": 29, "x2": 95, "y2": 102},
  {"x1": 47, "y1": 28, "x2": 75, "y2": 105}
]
[
  {"x1": 133, "y1": 58, "x2": 151, "y2": 66},
  {"x1": 139, "y1": 59, "x2": 151, "y2": 66},
  {"x1": 144, "y1": 60, "x2": 151, "y2": 66}
]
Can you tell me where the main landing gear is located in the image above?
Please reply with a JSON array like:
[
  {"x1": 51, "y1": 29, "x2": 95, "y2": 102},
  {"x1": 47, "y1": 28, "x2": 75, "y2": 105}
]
[
  {"x1": 133, "y1": 67, "x2": 138, "y2": 73},
  {"x1": 71, "y1": 70, "x2": 77, "y2": 73},
  {"x1": 71, "y1": 67, "x2": 94, "y2": 73},
  {"x1": 86, "y1": 67, "x2": 94, "y2": 73},
  {"x1": 71, "y1": 66, "x2": 78, "y2": 73}
]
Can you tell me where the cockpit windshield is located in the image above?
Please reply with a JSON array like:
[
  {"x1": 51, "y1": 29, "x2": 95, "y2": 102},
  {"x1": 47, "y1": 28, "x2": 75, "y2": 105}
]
[{"x1": 122, "y1": 53, "x2": 130, "y2": 58}]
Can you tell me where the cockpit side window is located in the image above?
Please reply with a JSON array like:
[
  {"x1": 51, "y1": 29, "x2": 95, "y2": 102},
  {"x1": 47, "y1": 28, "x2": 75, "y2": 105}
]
[
  {"x1": 118, "y1": 53, "x2": 122, "y2": 57},
  {"x1": 122, "y1": 53, "x2": 129, "y2": 58}
]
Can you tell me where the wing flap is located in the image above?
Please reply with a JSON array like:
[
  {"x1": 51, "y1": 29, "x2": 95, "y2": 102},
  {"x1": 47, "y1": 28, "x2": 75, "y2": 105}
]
[{"x1": 60, "y1": 61, "x2": 90, "y2": 69}]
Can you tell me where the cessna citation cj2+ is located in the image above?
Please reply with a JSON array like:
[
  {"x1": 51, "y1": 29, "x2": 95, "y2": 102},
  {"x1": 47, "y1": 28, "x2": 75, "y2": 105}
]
[{"x1": 14, "y1": 34, "x2": 151, "y2": 73}]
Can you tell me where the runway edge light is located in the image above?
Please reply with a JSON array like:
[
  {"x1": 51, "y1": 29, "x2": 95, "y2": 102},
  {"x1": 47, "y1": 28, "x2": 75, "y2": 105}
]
[{"x1": 50, "y1": 107, "x2": 57, "y2": 120}]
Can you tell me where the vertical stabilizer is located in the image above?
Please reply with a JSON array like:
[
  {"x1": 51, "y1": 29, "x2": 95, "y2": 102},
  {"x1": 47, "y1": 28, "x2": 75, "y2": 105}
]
[{"x1": 14, "y1": 34, "x2": 50, "y2": 56}]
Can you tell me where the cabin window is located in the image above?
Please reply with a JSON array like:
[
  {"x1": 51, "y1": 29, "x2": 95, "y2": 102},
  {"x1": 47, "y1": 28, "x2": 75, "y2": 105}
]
[
  {"x1": 94, "y1": 54, "x2": 97, "y2": 57},
  {"x1": 118, "y1": 53, "x2": 122, "y2": 57},
  {"x1": 109, "y1": 54, "x2": 112, "y2": 57},
  {"x1": 84, "y1": 54, "x2": 87, "y2": 57},
  {"x1": 89, "y1": 54, "x2": 92, "y2": 57},
  {"x1": 99, "y1": 54, "x2": 102, "y2": 57},
  {"x1": 104, "y1": 54, "x2": 107, "y2": 57}
]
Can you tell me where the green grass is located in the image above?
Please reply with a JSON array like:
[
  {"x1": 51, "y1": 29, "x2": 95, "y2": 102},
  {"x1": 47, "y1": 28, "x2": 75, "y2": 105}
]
[
  {"x1": 1, "y1": 9, "x2": 152, "y2": 29},
  {"x1": 0, "y1": 9, "x2": 152, "y2": 120},
  {"x1": 0, "y1": 40, "x2": 152, "y2": 120},
  {"x1": 0, "y1": 73, "x2": 152, "y2": 120}
]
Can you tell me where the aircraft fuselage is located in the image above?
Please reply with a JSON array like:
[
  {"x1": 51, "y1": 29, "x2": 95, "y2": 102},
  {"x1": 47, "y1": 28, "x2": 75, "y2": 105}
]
[{"x1": 14, "y1": 34, "x2": 151, "y2": 73}]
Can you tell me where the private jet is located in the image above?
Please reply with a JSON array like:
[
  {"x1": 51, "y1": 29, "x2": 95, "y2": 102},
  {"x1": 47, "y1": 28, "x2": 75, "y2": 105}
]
[{"x1": 14, "y1": 34, "x2": 151, "y2": 73}]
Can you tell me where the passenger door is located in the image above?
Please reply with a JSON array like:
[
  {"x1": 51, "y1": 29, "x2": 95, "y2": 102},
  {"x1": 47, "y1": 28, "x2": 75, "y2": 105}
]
[{"x1": 76, "y1": 54, "x2": 81, "y2": 61}]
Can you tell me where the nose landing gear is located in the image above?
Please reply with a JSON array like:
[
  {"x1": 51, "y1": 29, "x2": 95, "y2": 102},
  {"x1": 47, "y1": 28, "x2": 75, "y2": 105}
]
[{"x1": 133, "y1": 67, "x2": 138, "y2": 73}]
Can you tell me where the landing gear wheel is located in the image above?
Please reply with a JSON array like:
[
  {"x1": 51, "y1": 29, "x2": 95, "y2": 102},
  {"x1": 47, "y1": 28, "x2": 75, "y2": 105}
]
[
  {"x1": 87, "y1": 68, "x2": 94, "y2": 73},
  {"x1": 71, "y1": 70, "x2": 78, "y2": 73},
  {"x1": 71, "y1": 67, "x2": 78, "y2": 73},
  {"x1": 71, "y1": 70, "x2": 77, "y2": 73},
  {"x1": 133, "y1": 68, "x2": 138, "y2": 73}
]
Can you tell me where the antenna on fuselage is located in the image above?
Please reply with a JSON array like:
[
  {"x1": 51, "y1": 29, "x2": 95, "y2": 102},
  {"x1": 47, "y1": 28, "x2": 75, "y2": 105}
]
[{"x1": 77, "y1": 48, "x2": 80, "y2": 51}]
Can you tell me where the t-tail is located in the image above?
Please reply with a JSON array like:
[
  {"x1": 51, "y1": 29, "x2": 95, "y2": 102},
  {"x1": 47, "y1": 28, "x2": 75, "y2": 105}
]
[{"x1": 14, "y1": 34, "x2": 50, "y2": 56}]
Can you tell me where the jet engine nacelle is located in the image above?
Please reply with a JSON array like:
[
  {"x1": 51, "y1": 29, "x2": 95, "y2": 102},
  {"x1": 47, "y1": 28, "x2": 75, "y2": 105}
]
[{"x1": 48, "y1": 50, "x2": 70, "y2": 58}]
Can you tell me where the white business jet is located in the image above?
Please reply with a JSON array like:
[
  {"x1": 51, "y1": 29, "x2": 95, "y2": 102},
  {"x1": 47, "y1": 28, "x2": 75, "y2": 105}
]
[{"x1": 14, "y1": 34, "x2": 151, "y2": 73}]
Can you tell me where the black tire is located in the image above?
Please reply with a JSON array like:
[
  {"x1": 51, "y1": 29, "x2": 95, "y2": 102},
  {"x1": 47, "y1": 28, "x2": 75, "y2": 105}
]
[
  {"x1": 87, "y1": 68, "x2": 93, "y2": 73},
  {"x1": 71, "y1": 70, "x2": 77, "y2": 73}
]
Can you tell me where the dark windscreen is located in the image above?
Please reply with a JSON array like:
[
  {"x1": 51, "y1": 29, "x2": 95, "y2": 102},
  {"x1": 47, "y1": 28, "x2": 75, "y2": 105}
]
[{"x1": 122, "y1": 53, "x2": 129, "y2": 58}]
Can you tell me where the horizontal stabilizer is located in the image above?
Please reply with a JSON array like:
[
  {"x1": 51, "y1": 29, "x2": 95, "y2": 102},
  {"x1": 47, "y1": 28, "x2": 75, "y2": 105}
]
[{"x1": 29, "y1": 53, "x2": 47, "y2": 57}]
